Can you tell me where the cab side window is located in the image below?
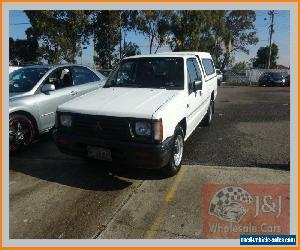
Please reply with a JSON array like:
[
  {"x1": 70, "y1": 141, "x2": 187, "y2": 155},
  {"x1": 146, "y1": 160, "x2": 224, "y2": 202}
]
[
  {"x1": 202, "y1": 58, "x2": 215, "y2": 76},
  {"x1": 45, "y1": 67, "x2": 73, "y2": 90},
  {"x1": 187, "y1": 58, "x2": 202, "y2": 94}
]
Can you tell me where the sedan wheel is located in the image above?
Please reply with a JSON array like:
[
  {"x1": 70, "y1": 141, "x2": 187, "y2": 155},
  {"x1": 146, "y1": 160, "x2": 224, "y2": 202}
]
[{"x1": 9, "y1": 114, "x2": 35, "y2": 152}]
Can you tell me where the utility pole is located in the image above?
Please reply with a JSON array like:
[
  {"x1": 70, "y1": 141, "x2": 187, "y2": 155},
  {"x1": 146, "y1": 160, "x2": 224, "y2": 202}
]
[
  {"x1": 267, "y1": 11, "x2": 276, "y2": 69},
  {"x1": 123, "y1": 33, "x2": 126, "y2": 59}
]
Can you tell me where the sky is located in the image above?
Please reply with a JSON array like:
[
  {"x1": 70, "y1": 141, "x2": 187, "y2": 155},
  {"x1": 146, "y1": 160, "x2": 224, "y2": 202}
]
[{"x1": 9, "y1": 10, "x2": 290, "y2": 67}]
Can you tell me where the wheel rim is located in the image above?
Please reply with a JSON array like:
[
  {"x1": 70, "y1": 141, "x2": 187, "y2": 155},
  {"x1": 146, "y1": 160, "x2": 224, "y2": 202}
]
[
  {"x1": 9, "y1": 118, "x2": 33, "y2": 151},
  {"x1": 173, "y1": 134, "x2": 183, "y2": 167}
]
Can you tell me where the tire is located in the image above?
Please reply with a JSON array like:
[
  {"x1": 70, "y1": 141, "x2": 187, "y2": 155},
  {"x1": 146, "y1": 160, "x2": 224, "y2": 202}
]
[
  {"x1": 202, "y1": 100, "x2": 213, "y2": 127},
  {"x1": 9, "y1": 113, "x2": 36, "y2": 153},
  {"x1": 161, "y1": 126, "x2": 184, "y2": 177}
]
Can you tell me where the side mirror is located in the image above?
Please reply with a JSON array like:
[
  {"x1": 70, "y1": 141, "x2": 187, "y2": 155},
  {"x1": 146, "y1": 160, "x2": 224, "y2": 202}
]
[
  {"x1": 193, "y1": 80, "x2": 202, "y2": 91},
  {"x1": 41, "y1": 84, "x2": 55, "y2": 94}
]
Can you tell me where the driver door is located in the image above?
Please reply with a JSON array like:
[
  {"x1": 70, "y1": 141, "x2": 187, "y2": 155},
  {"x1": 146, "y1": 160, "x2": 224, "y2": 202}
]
[{"x1": 37, "y1": 67, "x2": 79, "y2": 131}]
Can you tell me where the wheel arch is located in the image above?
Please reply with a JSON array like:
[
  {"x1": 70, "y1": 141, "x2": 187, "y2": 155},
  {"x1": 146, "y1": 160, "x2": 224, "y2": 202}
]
[
  {"x1": 211, "y1": 91, "x2": 215, "y2": 101},
  {"x1": 10, "y1": 110, "x2": 39, "y2": 135},
  {"x1": 178, "y1": 117, "x2": 187, "y2": 137}
]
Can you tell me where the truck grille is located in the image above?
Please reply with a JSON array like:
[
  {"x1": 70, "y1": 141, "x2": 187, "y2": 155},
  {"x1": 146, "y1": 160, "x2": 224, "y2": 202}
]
[{"x1": 72, "y1": 114, "x2": 131, "y2": 141}]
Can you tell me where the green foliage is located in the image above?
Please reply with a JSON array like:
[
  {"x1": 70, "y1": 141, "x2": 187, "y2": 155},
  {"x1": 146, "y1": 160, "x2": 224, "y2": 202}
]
[
  {"x1": 123, "y1": 42, "x2": 141, "y2": 57},
  {"x1": 252, "y1": 43, "x2": 279, "y2": 69},
  {"x1": 9, "y1": 27, "x2": 40, "y2": 65},
  {"x1": 128, "y1": 10, "x2": 171, "y2": 54},
  {"x1": 168, "y1": 10, "x2": 211, "y2": 52},
  {"x1": 91, "y1": 10, "x2": 121, "y2": 68},
  {"x1": 220, "y1": 10, "x2": 258, "y2": 69},
  {"x1": 168, "y1": 10, "x2": 258, "y2": 70},
  {"x1": 232, "y1": 61, "x2": 248, "y2": 74},
  {"x1": 25, "y1": 10, "x2": 90, "y2": 64},
  {"x1": 22, "y1": 10, "x2": 258, "y2": 69}
]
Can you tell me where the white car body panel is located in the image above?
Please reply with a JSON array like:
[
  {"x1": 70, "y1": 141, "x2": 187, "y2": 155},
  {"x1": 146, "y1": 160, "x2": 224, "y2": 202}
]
[
  {"x1": 58, "y1": 87, "x2": 180, "y2": 119},
  {"x1": 57, "y1": 52, "x2": 218, "y2": 142}
]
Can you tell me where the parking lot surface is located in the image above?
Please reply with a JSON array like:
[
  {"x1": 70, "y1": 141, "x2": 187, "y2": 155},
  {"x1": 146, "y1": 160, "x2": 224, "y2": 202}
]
[{"x1": 9, "y1": 86, "x2": 290, "y2": 239}]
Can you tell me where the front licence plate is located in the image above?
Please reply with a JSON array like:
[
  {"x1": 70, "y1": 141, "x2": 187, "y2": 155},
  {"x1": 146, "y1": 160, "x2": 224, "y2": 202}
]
[{"x1": 87, "y1": 146, "x2": 112, "y2": 161}]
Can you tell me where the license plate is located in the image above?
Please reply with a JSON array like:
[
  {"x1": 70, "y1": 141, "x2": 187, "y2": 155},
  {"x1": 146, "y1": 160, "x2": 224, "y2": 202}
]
[{"x1": 87, "y1": 146, "x2": 112, "y2": 161}]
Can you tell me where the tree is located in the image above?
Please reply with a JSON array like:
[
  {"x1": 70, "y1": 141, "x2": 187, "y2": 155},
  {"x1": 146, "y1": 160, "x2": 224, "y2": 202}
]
[
  {"x1": 128, "y1": 10, "x2": 171, "y2": 54},
  {"x1": 9, "y1": 27, "x2": 40, "y2": 65},
  {"x1": 167, "y1": 10, "x2": 258, "y2": 70},
  {"x1": 219, "y1": 10, "x2": 258, "y2": 70},
  {"x1": 252, "y1": 43, "x2": 279, "y2": 69},
  {"x1": 232, "y1": 61, "x2": 248, "y2": 74},
  {"x1": 168, "y1": 10, "x2": 210, "y2": 52},
  {"x1": 123, "y1": 41, "x2": 141, "y2": 57},
  {"x1": 91, "y1": 11, "x2": 121, "y2": 68},
  {"x1": 25, "y1": 10, "x2": 90, "y2": 64}
]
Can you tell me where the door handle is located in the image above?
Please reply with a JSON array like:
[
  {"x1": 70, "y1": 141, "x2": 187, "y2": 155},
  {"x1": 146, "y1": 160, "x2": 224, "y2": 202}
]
[{"x1": 70, "y1": 90, "x2": 78, "y2": 96}]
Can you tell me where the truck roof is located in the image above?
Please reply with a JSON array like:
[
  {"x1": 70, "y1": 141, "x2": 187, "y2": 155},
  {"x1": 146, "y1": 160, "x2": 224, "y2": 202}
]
[
  {"x1": 159, "y1": 51, "x2": 212, "y2": 58},
  {"x1": 126, "y1": 51, "x2": 212, "y2": 60}
]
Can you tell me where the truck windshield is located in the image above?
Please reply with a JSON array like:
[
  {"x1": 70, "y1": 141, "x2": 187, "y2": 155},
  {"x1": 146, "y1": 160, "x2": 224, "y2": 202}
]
[{"x1": 105, "y1": 57, "x2": 184, "y2": 89}]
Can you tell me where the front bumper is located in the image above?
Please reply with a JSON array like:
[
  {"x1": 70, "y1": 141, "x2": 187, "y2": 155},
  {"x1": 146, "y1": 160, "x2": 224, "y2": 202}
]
[{"x1": 53, "y1": 129, "x2": 174, "y2": 169}]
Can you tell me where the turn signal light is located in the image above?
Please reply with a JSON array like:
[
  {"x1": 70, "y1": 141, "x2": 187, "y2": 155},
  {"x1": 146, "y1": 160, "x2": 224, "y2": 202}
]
[{"x1": 153, "y1": 120, "x2": 163, "y2": 142}]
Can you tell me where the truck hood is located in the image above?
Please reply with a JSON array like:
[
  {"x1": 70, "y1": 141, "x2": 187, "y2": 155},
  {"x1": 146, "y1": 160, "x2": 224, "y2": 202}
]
[{"x1": 58, "y1": 87, "x2": 180, "y2": 119}]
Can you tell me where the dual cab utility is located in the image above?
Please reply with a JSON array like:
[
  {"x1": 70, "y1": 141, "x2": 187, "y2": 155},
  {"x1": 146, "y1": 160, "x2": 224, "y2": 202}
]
[{"x1": 54, "y1": 52, "x2": 218, "y2": 176}]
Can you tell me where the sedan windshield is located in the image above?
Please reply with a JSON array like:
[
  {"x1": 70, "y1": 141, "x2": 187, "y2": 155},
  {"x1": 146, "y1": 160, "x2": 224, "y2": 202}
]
[
  {"x1": 9, "y1": 67, "x2": 49, "y2": 92},
  {"x1": 105, "y1": 57, "x2": 184, "y2": 89}
]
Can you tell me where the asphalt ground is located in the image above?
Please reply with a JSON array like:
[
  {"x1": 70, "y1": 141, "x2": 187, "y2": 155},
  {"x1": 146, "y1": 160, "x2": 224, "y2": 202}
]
[{"x1": 9, "y1": 86, "x2": 290, "y2": 239}]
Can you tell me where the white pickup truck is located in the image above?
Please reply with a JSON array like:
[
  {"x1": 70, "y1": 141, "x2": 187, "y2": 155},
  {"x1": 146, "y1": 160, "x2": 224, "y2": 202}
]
[{"x1": 54, "y1": 52, "x2": 217, "y2": 176}]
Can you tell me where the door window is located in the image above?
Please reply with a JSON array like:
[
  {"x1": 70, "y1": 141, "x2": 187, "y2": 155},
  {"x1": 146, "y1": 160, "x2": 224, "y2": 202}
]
[
  {"x1": 72, "y1": 66, "x2": 100, "y2": 85},
  {"x1": 202, "y1": 58, "x2": 215, "y2": 76},
  {"x1": 187, "y1": 58, "x2": 202, "y2": 94},
  {"x1": 45, "y1": 67, "x2": 73, "y2": 90}
]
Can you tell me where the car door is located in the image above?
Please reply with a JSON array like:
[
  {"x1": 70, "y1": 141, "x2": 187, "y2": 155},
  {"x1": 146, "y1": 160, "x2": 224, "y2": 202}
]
[
  {"x1": 71, "y1": 66, "x2": 104, "y2": 95},
  {"x1": 37, "y1": 66, "x2": 79, "y2": 131},
  {"x1": 186, "y1": 57, "x2": 206, "y2": 136}
]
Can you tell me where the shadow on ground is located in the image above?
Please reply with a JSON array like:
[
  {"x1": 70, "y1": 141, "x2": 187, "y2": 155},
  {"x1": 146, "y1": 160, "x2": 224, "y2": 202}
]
[{"x1": 10, "y1": 132, "x2": 168, "y2": 191}]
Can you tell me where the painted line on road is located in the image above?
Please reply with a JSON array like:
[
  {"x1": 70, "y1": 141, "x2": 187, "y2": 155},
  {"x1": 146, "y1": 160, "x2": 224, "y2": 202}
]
[{"x1": 144, "y1": 167, "x2": 187, "y2": 239}]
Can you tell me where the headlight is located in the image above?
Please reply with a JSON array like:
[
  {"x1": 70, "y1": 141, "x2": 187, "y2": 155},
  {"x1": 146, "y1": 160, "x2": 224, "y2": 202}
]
[
  {"x1": 60, "y1": 114, "x2": 72, "y2": 127},
  {"x1": 282, "y1": 78, "x2": 285, "y2": 83},
  {"x1": 135, "y1": 122, "x2": 151, "y2": 136}
]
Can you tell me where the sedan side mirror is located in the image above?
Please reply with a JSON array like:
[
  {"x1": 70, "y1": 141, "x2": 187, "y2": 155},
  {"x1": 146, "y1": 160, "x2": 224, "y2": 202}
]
[
  {"x1": 193, "y1": 80, "x2": 202, "y2": 91},
  {"x1": 41, "y1": 84, "x2": 55, "y2": 94},
  {"x1": 41, "y1": 84, "x2": 55, "y2": 95}
]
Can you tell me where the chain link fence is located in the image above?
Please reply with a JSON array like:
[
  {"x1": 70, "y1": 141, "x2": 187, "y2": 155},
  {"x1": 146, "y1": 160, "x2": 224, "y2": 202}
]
[{"x1": 223, "y1": 68, "x2": 290, "y2": 86}]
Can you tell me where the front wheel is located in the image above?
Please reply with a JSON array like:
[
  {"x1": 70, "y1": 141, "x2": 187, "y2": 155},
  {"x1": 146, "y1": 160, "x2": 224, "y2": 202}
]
[
  {"x1": 9, "y1": 114, "x2": 36, "y2": 153},
  {"x1": 162, "y1": 126, "x2": 184, "y2": 177}
]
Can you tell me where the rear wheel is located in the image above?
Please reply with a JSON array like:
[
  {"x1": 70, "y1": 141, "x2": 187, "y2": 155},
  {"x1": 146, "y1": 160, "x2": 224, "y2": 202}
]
[
  {"x1": 9, "y1": 114, "x2": 36, "y2": 153},
  {"x1": 162, "y1": 126, "x2": 184, "y2": 177}
]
